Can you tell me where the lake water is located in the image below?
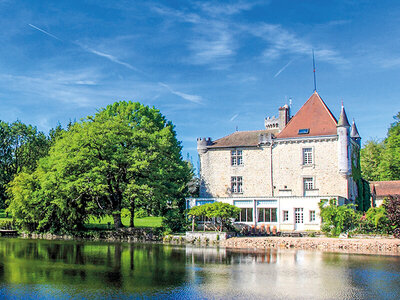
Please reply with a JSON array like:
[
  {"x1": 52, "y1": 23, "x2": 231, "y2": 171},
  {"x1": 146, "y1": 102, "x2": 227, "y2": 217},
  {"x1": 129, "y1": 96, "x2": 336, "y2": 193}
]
[{"x1": 0, "y1": 238, "x2": 399, "y2": 299}]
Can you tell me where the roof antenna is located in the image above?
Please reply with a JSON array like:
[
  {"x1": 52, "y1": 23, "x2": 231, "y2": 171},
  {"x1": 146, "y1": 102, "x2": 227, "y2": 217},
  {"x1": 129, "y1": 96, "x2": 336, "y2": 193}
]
[{"x1": 312, "y1": 49, "x2": 317, "y2": 92}]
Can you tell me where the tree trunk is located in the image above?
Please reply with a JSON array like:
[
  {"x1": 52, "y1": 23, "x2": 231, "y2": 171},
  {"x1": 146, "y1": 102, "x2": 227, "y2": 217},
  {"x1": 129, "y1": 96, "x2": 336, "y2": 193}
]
[
  {"x1": 130, "y1": 199, "x2": 135, "y2": 228},
  {"x1": 192, "y1": 216, "x2": 195, "y2": 232},
  {"x1": 113, "y1": 212, "x2": 123, "y2": 229}
]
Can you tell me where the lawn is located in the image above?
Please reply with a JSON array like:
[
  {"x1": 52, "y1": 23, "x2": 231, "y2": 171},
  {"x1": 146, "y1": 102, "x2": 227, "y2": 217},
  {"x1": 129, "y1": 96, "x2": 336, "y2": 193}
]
[
  {"x1": 1, "y1": 208, "x2": 163, "y2": 229},
  {"x1": 86, "y1": 215, "x2": 163, "y2": 229},
  {"x1": 0, "y1": 209, "x2": 12, "y2": 221}
]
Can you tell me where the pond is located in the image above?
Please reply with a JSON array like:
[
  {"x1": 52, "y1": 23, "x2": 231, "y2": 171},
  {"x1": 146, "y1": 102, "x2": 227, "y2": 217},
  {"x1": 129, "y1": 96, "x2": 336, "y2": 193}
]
[{"x1": 0, "y1": 238, "x2": 399, "y2": 299}]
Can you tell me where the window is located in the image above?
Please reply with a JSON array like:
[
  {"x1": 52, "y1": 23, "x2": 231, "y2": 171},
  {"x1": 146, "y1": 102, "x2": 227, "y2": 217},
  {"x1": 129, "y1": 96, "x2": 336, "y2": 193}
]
[
  {"x1": 310, "y1": 210, "x2": 316, "y2": 222},
  {"x1": 258, "y1": 208, "x2": 277, "y2": 222},
  {"x1": 239, "y1": 208, "x2": 253, "y2": 222},
  {"x1": 231, "y1": 176, "x2": 243, "y2": 193},
  {"x1": 303, "y1": 177, "x2": 314, "y2": 191},
  {"x1": 298, "y1": 128, "x2": 310, "y2": 134},
  {"x1": 302, "y1": 148, "x2": 313, "y2": 165},
  {"x1": 283, "y1": 210, "x2": 289, "y2": 222},
  {"x1": 231, "y1": 150, "x2": 243, "y2": 166}
]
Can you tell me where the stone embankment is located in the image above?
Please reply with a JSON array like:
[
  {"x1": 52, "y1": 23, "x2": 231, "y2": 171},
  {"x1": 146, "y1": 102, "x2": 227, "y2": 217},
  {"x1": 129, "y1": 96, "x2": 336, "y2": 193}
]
[
  {"x1": 222, "y1": 237, "x2": 400, "y2": 255},
  {"x1": 20, "y1": 228, "x2": 161, "y2": 242}
]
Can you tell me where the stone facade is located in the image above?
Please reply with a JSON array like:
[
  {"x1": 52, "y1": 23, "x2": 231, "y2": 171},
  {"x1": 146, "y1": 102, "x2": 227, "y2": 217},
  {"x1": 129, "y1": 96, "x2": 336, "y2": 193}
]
[{"x1": 190, "y1": 92, "x2": 362, "y2": 231}]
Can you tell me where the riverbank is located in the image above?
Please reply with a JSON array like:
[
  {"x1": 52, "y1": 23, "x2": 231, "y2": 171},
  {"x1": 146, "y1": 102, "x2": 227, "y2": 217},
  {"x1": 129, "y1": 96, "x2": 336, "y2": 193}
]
[
  {"x1": 221, "y1": 236, "x2": 400, "y2": 255},
  {"x1": 19, "y1": 227, "x2": 162, "y2": 242}
]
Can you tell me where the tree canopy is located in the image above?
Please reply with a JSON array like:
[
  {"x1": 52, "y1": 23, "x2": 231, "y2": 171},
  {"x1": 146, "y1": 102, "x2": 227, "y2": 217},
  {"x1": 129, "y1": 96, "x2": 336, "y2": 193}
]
[
  {"x1": 361, "y1": 112, "x2": 400, "y2": 181},
  {"x1": 7, "y1": 101, "x2": 191, "y2": 232},
  {"x1": 0, "y1": 121, "x2": 50, "y2": 208}
]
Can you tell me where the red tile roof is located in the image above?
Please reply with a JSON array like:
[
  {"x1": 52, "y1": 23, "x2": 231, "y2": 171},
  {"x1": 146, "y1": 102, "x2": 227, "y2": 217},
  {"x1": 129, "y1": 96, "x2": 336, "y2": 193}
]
[
  {"x1": 208, "y1": 130, "x2": 268, "y2": 148},
  {"x1": 370, "y1": 181, "x2": 400, "y2": 198},
  {"x1": 276, "y1": 91, "x2": 338, "y2": 139}
]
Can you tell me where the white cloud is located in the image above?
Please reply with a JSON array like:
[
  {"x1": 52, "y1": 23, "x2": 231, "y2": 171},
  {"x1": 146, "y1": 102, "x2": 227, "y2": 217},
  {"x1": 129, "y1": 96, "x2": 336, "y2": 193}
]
[
  {"x1": 196, "y1": 1, "x2": 261, "y2": 16},
  {"x1": 159, "y1": 82, "x2": 204, "y2": 104},
  {"x1": 274, "y1": 60, "x2": 294, "y2": 78},
  {"x1": 230, "y1": 113, "x2": 239, "y2": 121},
  {"x1": 245, "y1": 23, "x2": 347, "y2": 65}
]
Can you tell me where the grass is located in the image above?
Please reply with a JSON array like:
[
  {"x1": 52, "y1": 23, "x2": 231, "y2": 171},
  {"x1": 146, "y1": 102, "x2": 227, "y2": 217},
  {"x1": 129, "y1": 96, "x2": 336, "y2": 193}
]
[
  {"x1": 85, "y1": 215, "x2": 163, "y2": 230},
  {"x1": 0, "y1": 208, "x2": 163, "y2": 230},
  {"x1": 0, "y1": 209, "x2": 12, "y2": 221}
]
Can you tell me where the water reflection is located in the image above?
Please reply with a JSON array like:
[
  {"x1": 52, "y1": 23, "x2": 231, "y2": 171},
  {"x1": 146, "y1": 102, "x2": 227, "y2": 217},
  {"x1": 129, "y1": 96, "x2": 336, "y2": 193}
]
[{"x1": 0, "y1": 238, "x2": 399, "y2": 299}]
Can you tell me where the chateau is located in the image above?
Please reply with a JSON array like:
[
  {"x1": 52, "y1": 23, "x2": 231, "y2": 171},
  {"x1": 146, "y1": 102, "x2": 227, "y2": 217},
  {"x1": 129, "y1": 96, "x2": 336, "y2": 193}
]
[{"x1": 187, "y1": 91, "x2": 362, "y2": 231}]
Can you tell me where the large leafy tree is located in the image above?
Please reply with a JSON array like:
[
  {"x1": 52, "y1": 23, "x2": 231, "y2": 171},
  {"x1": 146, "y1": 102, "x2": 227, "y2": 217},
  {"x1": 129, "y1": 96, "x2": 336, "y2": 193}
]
[
  {"x1": 8, "y1": 101, "x2": 191, "y2": 232},
  {"x1": 379, "y1": 113, "x2": 400, "y2": 180},
  {"x1": 360, "y1": 139, "x2": 384, "y2": 181},
  {"x1": 0, "y1": 121, "x2": 49, "y2": 208},
  {"x1": 360, "y1": 112, "x2": 400, "y2": 181}
]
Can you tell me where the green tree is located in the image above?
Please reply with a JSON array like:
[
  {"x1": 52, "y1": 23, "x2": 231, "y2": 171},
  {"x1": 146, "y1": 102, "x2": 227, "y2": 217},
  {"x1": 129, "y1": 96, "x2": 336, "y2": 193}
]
[
  {"x1": 0, "y1": 121, "x2": 49, "y2": 208},
  {"x1": 379, "y1": 113, "x2": 400, "y2": 180},
  {"x1": 7, "y1": 101, "x2": 191, "y2": 232},
  {"x1": 360, "y1": 139, "x2": 384, "y2": 181},
  {"x1": 205, "y1": 202, "x2": 240, "y2": 232}
]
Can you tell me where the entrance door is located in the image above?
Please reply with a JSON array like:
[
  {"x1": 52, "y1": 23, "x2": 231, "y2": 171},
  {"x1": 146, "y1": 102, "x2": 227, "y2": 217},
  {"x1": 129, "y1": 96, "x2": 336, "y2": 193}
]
[{"x1": 294, "y1": 208, "x2": 304, "y2": 231}]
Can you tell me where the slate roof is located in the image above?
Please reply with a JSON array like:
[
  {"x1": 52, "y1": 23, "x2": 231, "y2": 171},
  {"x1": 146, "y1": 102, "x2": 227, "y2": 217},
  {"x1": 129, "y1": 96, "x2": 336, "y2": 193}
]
[
  {"x1": 276, "y1": 91, "x2": 338, "y2": 139},
  {"x1": 370, "y1": 181, "x2": 400, "y2": 198},
  {"x1": 337, "y1": 105, "x2": 350, "y2": 127},
  {"x1": 350, "y1": 120, "x2": 361, "y2": 138},
  {"x1": 208, "y1": 130, "x2": 267, "y2": 148}
]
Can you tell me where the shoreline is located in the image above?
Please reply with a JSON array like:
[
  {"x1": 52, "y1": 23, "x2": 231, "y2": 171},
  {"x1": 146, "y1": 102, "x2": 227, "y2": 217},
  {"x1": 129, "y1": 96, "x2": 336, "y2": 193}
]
[
  {"x1": 5, "y1": 230, "x2": 400, "y2": 256},
  {"x1": 221, "y1": 236, "x2": 400, "y2": 256}
]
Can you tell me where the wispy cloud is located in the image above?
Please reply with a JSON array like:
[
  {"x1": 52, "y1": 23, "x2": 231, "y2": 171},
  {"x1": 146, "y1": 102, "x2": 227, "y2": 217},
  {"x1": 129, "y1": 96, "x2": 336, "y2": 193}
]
[
  {"x1": 245, "y1": 23, "x2": 347, "y2": 65},
  {"x1": 159, "y1": 82, "x2": 203, "y2": 104},
  {"x1": 230, "y1": 113, "x2": 239, "y2": 121},
  {"x1": 274, "y1": 59, "x2": 294, "y2": 77},
  {"x1": 28, "y1": 24, "x2": 144, "y2": 74},
  {"x1": 196, "y1": 1, "x2": 261, "y2": 16},
  {"x1": 28, "y1": 23, "x2": 63, "y2": 41},
  {"x1": 76, "y1": 43, "x2": 144, "y2": 74}
]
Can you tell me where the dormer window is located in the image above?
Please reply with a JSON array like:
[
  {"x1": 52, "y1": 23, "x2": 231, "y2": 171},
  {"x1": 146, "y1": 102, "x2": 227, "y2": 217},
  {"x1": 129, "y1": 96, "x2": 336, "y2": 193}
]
[
  {"x1": 298, "y1": 128, "x2": 310, "y2": 134},
  {"x1": 231, "y1": 150, "x2": 243, "y2": 166}
]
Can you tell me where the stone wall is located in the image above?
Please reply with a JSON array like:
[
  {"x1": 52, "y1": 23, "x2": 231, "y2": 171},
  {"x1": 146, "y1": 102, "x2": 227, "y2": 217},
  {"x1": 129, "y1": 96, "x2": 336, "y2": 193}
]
[
  {"x1": 273, "y1": 137, "x2": 347, "y2": 198},
  {"x1": 200, "y1": 146, "x2": 271, "y2": 198},
  {"x1": 199, "y1": 137, "x2": 349, "y2": 199},
  {"x1": 222, "y1": 237, "x2": 400, "y2": 255},
  {"x1": 21, "y1": 228, "x2": 162, "y2": 242}
]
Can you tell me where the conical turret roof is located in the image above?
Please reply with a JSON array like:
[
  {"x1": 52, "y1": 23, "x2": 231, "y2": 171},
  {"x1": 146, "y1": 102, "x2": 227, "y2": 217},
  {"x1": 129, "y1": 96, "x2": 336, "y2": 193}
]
[
  {"x1": 350, "y1": 119, "x2": 360, "y2": 138},
  {"x1": 337, "y1": 104, "x2": 350, "y2": 127}
]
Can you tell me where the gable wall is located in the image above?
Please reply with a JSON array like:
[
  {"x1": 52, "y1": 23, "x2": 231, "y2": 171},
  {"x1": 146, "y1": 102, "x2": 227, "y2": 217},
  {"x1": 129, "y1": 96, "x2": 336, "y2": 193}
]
[{"x1": 272, "y1": 138, "x2": 348, "y2": 198}]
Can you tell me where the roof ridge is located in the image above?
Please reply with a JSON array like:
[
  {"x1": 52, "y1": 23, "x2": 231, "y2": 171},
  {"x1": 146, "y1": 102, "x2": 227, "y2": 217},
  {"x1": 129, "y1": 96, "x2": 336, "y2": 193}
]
[{"x1": 276, "y1": 92, "x2": 338, "y2": 139}]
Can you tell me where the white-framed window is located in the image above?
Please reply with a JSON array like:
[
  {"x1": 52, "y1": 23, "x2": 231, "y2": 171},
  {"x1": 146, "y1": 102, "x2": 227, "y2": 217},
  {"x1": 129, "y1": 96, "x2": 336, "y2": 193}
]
[
  {"x1": 258, "y1": 208, "x2": 277, "y2": 222},
  {"x1": 310, "y1": 210, "x2": 316, "y2": 222},
  {"x1": 302, "y1": 148, "x2": 313, "y2": 165},
  {"x1": 239, "y1": 208, "x2": 253, "y2": 222},
  {"x1": 303, "y1": 177, "x2": 314, "y2": 191},
  {"x1": 283, "y1": 210, "x2": 289, "y2": 222},
  {"x1": 231, "y1": 149, "x2": 243, "y2": 166},
  {"x1": 231, "y1": 176, "x2": 243, "y2": 193}
]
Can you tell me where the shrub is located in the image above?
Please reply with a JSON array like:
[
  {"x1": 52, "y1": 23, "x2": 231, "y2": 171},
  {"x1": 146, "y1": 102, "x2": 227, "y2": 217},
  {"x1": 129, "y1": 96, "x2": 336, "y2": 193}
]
[
  {"x1": 365, "y1": 206, "x2": 391, "y2": 234},
  {"x1": 319, "y1": 199, "x2": 358, "y2": 236},
  {"x1": 385, "y1": 196, "x2": 400, "y2": 238},
  {"x1": 0, "y1": 219, "x2": 14, "y2": 230},
  {"x1": 134, "y1": 208, "x2": 148, "y2": 219}
]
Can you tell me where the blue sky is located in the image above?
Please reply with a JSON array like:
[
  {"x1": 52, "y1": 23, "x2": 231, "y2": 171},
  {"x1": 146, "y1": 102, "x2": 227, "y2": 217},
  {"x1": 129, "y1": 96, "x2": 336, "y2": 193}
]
[{"x1": 0, "y1": 0, "x2": 399, "y2": 165}]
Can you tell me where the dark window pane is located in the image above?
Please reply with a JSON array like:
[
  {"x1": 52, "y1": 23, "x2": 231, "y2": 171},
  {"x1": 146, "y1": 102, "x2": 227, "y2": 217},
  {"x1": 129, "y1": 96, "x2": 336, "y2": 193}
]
[
  {"x1": 258, "y1": 208, "x2": 264, "y2": 222},
  {"x1": 271, "y1": 208, "x2": 277, "y2": 222}
]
